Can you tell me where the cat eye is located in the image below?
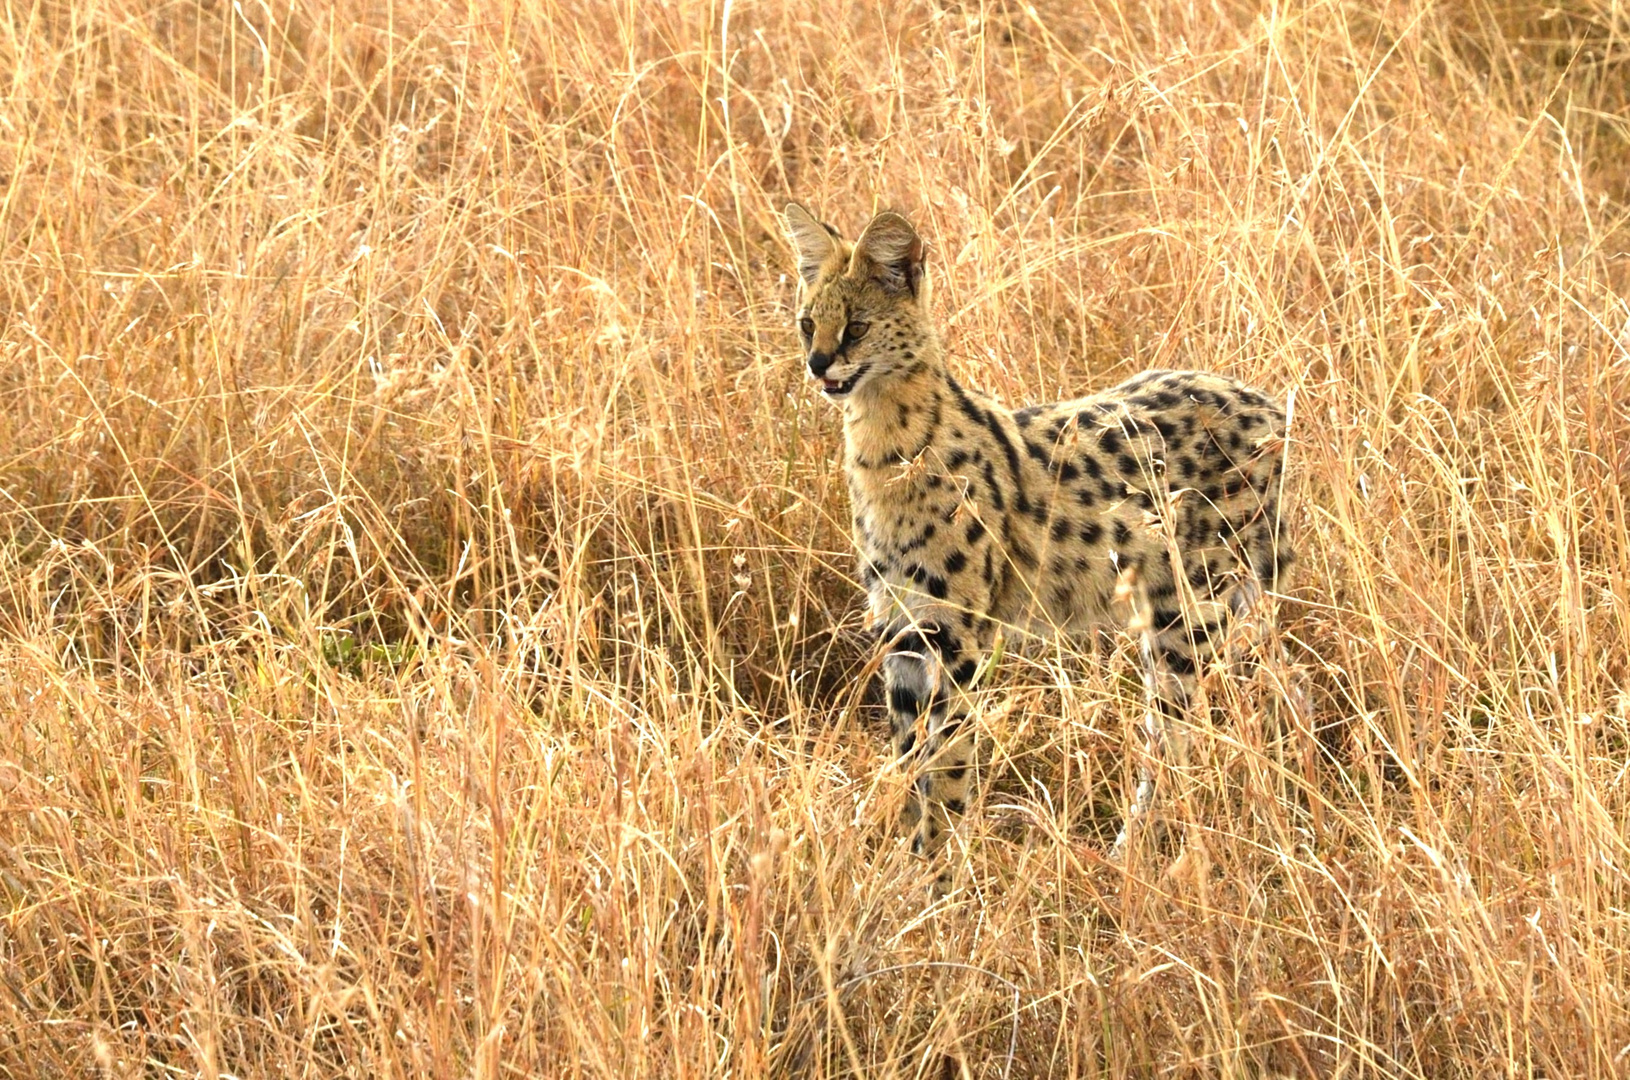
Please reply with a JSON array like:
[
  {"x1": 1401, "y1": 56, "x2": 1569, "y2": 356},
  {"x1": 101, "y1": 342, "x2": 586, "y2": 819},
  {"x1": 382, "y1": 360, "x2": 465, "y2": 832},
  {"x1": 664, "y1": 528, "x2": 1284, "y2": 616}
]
[
  {"x1": 799, "y1": 317, "x2": 814, "y2": 337},
  {"x1": 845, "y1": 321, "x2": 870, "y2": 341}
]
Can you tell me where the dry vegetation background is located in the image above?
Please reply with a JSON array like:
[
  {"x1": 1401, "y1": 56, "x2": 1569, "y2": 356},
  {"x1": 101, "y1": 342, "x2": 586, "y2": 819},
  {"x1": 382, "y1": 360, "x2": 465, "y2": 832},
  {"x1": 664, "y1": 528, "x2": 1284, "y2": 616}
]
[{"x1": 2, "y1": 0, "x2": 1629, "y2": 1076}]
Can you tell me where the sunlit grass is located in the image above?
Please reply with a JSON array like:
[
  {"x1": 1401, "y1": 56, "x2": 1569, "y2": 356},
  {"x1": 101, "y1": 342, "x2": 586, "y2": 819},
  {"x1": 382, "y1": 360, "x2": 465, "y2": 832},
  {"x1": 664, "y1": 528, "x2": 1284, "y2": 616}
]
[{"x1": 1, "y1": 0, "x2": 1628, "y2": 1076}]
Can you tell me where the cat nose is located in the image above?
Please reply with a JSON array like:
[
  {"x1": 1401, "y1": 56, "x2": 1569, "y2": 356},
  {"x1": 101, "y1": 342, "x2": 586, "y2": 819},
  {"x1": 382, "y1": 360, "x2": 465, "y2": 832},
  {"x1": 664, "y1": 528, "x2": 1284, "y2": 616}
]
[{"x1": 808, "y1": 351, "x2": 835, "y2": 378}]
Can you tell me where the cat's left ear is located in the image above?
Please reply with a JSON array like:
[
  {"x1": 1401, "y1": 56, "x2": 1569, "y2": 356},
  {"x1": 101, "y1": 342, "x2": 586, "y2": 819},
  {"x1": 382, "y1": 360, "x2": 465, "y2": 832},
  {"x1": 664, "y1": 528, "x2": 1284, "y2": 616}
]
[{"x1": 851, "y1": 211, "x2": 926, "y2": 296}]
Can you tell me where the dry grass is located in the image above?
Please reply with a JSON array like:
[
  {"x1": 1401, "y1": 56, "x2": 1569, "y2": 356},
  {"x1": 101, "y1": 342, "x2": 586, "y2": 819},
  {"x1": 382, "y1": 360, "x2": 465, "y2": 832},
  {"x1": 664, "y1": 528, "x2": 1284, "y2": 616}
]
[{"x1": 2, "y1": 0, "x2": 1629, "y2": 1076}]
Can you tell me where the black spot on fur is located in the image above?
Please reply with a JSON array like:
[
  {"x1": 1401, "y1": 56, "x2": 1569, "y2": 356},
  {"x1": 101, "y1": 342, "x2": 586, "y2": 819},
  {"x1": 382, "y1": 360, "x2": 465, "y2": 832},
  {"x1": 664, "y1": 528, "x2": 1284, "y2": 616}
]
[
  {"x1": 1080, "y1": 521, "x2": 1103, "y2": 545},
  {"x1": 894, "y1": 629, "x2": 929, "y2": 655},
  {"x1": 965, "y1": 518, "x2": 986, "y2": 545},
  {"x1": 976, "y1": 403, "x2": 1028, "y2": 508},
  {"x1": 982, "y1": 461, "x2": 1007, "y2": 511},
  {"x1": 1145, "y1": 575, "x2": 1177, "y2": 602},
  {"x1": 889, "y1": 684, "x2": 921, "y2": 718},
  {"x1": 944, "y1": 551, "x2": 968, "y2": 575},
  {"x1": 1188, "y1": 620, "x2": 1222, "y2": 646},
  {"x1": 893, "y1": 625, "x2": 954, "y2": 659},
  {"x1": 949, "y1": 379, "x2": 986, "y2": 426},
  {"x1": 1112, "y1": 520, "x2": 1132, "y2": 545},
  {"x1": 1156, "y1": 648, "x2": 1196, "y2": 676}
]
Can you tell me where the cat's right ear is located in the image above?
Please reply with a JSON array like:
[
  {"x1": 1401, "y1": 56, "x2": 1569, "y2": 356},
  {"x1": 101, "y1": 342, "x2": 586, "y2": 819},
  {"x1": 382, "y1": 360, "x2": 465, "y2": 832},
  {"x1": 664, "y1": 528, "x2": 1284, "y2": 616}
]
[{"x1": 784, "y1": 203, "x2": 840, "y2": 286}]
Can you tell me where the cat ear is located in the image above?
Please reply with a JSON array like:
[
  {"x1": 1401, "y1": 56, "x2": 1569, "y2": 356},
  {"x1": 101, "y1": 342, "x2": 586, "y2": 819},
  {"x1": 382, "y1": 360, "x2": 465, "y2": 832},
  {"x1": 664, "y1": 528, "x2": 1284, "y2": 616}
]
[
  {"x1": 784, "y1": 203, "x2": 841, "y2": 286},
  {"x1": 852, "y1": 211, "x2": 926, "y2": 296}
]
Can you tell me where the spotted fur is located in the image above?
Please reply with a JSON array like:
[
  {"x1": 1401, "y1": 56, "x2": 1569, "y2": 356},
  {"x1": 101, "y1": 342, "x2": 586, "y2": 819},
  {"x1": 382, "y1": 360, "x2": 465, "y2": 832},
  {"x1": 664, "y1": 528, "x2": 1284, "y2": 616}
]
[{"x1": 785, "y1": 203, "x2": 1293, "y2": 860}]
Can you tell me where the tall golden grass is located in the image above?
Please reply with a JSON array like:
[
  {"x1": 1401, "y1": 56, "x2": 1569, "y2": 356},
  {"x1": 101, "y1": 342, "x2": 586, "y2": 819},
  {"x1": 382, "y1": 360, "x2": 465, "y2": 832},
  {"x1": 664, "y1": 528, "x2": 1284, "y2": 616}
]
[{"x1": 2, "y1": 0, "x2": 1628, "y2": 1075}]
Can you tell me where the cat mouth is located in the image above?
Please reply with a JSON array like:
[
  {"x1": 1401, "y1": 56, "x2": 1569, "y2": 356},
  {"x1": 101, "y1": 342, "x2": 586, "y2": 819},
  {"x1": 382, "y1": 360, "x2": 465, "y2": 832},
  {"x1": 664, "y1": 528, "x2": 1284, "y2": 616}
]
[{"x1": 819, "y1": 366, "x2": 868, "y2": 397}]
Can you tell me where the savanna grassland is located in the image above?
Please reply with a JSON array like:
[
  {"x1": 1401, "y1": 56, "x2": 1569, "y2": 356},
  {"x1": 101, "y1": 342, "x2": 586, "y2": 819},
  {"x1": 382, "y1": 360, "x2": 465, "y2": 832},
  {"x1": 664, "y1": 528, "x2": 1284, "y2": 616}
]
[{"x1": 2, "y1": 0, "x2": 1629, "y2": 1076}]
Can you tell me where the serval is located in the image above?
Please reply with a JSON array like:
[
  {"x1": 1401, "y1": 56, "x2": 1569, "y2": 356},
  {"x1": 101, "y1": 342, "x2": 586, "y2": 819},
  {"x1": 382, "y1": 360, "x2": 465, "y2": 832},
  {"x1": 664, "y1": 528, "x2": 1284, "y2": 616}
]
[{"x1": 785, "y1": 202, "x2": 1293, "y2": 863}]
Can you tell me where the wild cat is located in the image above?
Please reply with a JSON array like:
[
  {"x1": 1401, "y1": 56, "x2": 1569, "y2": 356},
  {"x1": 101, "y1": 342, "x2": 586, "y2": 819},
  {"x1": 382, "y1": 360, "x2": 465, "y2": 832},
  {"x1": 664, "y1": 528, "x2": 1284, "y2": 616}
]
[{"x1": 784, "y1": 203, "x2": 1292, "y2": 861}]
